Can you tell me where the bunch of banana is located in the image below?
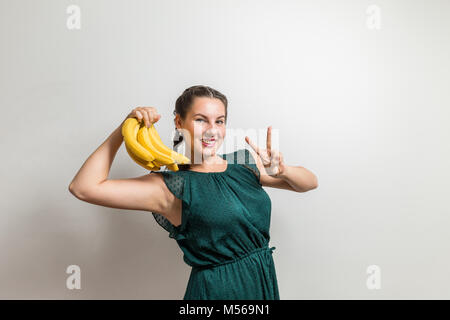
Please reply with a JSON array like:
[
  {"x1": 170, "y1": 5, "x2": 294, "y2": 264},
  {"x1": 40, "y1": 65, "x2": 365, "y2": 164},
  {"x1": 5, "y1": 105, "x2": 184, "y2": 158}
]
[{"x1": 121, "y1": 117, "x2": 190, "y2": 172}]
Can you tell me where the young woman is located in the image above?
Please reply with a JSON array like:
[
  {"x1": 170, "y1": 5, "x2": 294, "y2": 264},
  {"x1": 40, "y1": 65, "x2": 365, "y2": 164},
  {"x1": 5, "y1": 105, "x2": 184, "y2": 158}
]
[{"x1": 69, "y1": 85, "x2": 318, "y2": 300}]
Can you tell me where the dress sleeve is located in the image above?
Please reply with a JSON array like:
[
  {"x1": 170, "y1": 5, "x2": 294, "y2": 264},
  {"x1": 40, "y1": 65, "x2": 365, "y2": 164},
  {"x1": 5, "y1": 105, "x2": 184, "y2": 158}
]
[
  {"x1": 151, "y1": 170, "x2": 190, "y2": 239},
  {"x1": 244, "y1": 148, "x2": 261, "y2": 183},
  {"x1": 233, "y1": 148, "x2": 261, "y2": 184}
]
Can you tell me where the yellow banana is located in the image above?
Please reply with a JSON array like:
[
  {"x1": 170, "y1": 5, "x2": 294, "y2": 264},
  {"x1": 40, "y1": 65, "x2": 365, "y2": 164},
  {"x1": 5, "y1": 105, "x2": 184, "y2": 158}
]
[
  {"x1": 150, "y1": 159, "x2": 177, "y2": 171},
  {"x1": 151, "y1": 163, "x2": 161, "y2": 171},
  {"x1": 121, "y1": 118, "x2": 155, "y2": 162},
  {"x1": 123, "y1": 117, "x2": 188, "y2": 172},
  {"x1": 148, "y1": 123, "x2": 190, "y2": 164},
  {"x1": 149, "y1": 160, "x2": 161, "y2": 171},
  {"x1": 152, "y1": 159, "x2": 165, "y2": 167},
  {"x1": 137, "y1": 124, "x2": 175, "y2": 165},
  {"x1": 125, "y1": 144, "x2": 156, "y2": 170},
  {"x1": 166, "y1": 163, "x2": 179, "y2": 171}
]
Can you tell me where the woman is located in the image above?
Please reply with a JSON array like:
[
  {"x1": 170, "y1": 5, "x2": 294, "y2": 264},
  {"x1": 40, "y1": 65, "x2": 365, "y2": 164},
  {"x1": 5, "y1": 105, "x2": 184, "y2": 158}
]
[{"x1": 69, "y1": 85, "x2": 318, "y2": 300}]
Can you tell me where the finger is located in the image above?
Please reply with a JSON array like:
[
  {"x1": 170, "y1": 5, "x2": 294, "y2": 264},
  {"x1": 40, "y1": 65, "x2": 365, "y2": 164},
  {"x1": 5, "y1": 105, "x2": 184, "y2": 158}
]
[
  {"x1": 265, "y1": 150, "x2": 278, "y2": 168},
  {"x1": 148, "y1": 110, "x2": 158, "y2": 126},
  {"x1": 148, "y1": 110, "x2": 158, "y2": 124},
  {"x1": 135, "y1": 110, "x2": 143, "y2": 122},
  {"x1": 272, "y1": 151, "x2": 280, "y2": 165},
  {"x1": 266, "y1": 126, "x2": 272, "y2": 157},
  {"x1": 245, "y1": 136, "x2": 261, "y2": 155},
  {"x1": 142, "y1": 110, "x2": 150, "y2": 128}
]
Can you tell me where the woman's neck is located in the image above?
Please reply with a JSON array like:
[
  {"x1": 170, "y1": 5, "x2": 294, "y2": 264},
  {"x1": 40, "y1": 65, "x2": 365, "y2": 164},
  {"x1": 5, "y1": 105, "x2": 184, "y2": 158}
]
[{"x1": 189, "y1": 154, "x2": 226, "y2": 171}]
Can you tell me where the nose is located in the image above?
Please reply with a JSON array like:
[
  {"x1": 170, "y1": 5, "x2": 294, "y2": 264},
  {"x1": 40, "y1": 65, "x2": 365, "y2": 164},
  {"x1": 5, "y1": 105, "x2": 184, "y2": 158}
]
[{"x1": 204, "y1": 122, "x2": 220, "y2": 135}]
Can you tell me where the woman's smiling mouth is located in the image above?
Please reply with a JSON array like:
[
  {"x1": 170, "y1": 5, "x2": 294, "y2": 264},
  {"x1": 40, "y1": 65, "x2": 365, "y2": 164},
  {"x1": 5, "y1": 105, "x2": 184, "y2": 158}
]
[{"x1": 201, "y1": 138, "x2": 216, "y2": 147}]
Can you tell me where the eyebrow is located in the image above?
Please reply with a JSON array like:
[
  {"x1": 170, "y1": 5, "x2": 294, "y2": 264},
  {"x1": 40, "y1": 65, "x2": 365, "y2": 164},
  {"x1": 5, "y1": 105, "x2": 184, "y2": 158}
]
[{"x1": 193, "y1": 113, "x2": 225, "y2": 119}]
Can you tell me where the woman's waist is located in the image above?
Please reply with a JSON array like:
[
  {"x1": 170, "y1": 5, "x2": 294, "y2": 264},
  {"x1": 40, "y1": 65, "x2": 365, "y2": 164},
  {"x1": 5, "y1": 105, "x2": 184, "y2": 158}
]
[{"x1": 190, "y1": 245, "x2": 276, "y2": 270}]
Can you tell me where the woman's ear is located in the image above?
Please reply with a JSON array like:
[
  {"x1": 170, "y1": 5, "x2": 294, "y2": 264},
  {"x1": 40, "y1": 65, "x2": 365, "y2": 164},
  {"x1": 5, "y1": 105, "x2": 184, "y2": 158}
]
[{"x1": 174, "y1": 114, "x2": 183, "y2": 129}]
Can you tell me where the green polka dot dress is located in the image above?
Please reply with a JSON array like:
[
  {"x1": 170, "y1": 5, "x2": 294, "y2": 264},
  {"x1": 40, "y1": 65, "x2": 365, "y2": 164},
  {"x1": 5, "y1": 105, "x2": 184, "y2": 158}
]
[{"x1": 152, "y1": 148, "x2": 279, "y2": 300}]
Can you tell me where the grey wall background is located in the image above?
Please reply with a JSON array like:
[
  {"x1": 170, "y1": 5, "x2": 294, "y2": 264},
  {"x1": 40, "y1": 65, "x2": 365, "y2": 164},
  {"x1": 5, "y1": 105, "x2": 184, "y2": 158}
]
[{"x1": 1, "y1": 0, "x2": 449, "y2": 299}]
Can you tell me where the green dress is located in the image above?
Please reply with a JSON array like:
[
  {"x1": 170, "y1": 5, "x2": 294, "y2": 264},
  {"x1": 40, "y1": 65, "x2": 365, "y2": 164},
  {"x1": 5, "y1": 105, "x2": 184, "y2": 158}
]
[{"x1": 152, "y1": 148, "x2": 279, "y2": 300}]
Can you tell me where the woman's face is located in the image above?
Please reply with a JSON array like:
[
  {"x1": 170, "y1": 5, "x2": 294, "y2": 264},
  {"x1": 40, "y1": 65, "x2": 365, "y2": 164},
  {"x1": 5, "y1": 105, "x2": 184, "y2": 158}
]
[{"x1": 177, "y1": 96, "x2": 226, "y2": 163}]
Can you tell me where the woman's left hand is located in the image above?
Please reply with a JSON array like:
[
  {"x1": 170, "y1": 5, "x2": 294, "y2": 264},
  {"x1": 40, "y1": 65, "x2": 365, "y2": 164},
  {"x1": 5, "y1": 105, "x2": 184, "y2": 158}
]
[{"x1": 245, "y1": 126, "x2": 286, "y2": 177}]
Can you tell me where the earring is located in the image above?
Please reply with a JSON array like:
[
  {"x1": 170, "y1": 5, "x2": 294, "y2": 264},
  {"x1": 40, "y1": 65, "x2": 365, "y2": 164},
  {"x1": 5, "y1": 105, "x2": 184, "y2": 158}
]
[
  {"x1": 173, "y1": 129, "x2": 185, "y2": 156},
  {"x1": 174, "y1": 129, "x2": 183, "y2": 142}
]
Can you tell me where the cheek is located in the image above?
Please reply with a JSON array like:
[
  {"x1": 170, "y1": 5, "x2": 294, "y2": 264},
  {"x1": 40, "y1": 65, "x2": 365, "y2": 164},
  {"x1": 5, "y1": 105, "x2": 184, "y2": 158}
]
[
  {"x1": 187, "y1": 124, "x2": 205, "y2": 140},
  {"x1": 192, "y1": 124, "x2": 205, "y2": 138}
]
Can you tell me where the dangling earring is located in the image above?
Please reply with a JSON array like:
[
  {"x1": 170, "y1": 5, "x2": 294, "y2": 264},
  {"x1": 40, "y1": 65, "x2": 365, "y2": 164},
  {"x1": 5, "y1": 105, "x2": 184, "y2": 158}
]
[{"x1": 173, "y1": 129, "x2": 185, "y2": 157}]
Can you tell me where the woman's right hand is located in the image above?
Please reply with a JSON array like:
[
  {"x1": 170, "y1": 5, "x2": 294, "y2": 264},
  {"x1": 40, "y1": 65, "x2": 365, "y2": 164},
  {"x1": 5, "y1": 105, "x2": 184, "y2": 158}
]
[{"x1": 124, "y1": 106, "x2": 161, "y2": 128}]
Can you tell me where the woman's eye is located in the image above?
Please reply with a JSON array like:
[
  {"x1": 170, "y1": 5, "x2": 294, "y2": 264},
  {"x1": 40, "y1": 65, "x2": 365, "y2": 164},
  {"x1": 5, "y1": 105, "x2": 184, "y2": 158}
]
[{"x1": 195, "y1": 119, "x2": 224, "y2": 124}]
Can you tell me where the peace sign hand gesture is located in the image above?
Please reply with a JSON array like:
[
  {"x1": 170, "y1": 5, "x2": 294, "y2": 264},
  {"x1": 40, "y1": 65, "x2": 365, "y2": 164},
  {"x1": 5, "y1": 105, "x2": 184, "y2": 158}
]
[{"x1": 245, "y1": 126, "x2": 286, "y2": 177}]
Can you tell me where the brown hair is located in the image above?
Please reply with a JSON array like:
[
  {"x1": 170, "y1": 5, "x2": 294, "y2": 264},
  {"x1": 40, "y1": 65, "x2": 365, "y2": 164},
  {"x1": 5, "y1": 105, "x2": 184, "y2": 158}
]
[{"x1": 172, "y1": 85, "x2": 228, "y2": 170}]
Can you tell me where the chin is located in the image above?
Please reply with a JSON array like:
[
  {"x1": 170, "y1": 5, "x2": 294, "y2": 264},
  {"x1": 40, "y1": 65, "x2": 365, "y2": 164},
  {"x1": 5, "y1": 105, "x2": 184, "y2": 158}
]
[
  {"x1": 202, "y1": 148, "x2": 216, "y2": 157},
  {"x1": 193, "y1": 146, "x2": 214, "y2": 156}
]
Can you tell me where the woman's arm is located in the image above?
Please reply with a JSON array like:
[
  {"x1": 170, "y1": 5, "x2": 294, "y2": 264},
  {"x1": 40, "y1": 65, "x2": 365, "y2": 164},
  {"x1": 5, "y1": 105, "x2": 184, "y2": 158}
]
[
  {"x1": 68, "y1": 107, "x2": 173, "y2": 214},
  {"x1": 68, "y1": 121, "x2": 124, "y2": 194},
  {"x1": 270, "y1": 165, "x2": 318, "y2": 192}
]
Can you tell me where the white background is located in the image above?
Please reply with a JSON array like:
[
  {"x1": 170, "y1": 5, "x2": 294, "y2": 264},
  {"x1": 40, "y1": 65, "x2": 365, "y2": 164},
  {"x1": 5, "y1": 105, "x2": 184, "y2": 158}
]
[{"x1": 1, "y1": 0, "x2": 449, "y2": 299}]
